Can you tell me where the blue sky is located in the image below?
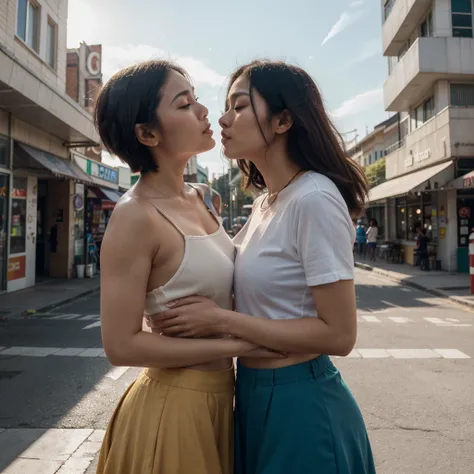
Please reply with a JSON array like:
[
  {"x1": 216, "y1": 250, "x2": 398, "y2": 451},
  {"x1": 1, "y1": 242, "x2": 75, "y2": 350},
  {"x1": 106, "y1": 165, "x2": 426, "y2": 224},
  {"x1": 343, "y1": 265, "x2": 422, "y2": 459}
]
[{"x1": 68, "y1": 0, "x2": 391, "y2": 176}]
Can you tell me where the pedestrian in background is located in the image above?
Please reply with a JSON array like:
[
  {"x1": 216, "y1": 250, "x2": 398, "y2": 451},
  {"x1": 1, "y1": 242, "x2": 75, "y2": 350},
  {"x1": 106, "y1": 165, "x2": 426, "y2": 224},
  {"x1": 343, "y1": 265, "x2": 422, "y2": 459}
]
[
  {"x1": 356, "y1": 219, "x2": 367, "y2": 258},
  {"x1": 366, "y1": 218, "x2": 379, "y2": 263},
  {"x1": 151, "y1": 60, "x2": 376, "y2": 474},
  {"x1": 94, "y1": 60, "x2": 277, "y2": 474}
]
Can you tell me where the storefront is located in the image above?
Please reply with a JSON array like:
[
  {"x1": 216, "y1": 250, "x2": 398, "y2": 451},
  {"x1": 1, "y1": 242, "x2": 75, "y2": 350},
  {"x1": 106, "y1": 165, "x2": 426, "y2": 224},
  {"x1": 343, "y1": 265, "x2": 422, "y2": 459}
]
[
  {"x1": 368, "y1": 160, "x2": 455, "y2": 268},
  {"x1": 6, "y1": 143, "x2": 93, "y2": 292},
  {"x1": 72, "y1": 153, "x2": 121, "y2": 262}
]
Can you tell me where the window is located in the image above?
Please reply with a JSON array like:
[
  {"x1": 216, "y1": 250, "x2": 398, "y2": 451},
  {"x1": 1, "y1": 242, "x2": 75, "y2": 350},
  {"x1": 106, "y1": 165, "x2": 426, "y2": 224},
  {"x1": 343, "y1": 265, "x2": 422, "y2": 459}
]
[
  {"x1": 384, "y1": 0, "x2": 395, "y2": 22},
  {"x1": 451, "y1": 84, "x2": 474, "y2": 105},
  {"x1": 452, "y1": 0, "x2": 473, "y2": 37},
  {"x1": 16, "y1": 0, "x2": 40, "y2": 53},
  {"x1": 414, "y1": 96, "x2": 435, "y2": 128},
  {"x1": 423, "y1": 96, "x2": 435, "y2": 121},
  {"x1": 46, "y1": 18, "x2": 57, "y2": 69},
  {"x1": 421, "y1": 12, "x2": 433, "y2": 37}
]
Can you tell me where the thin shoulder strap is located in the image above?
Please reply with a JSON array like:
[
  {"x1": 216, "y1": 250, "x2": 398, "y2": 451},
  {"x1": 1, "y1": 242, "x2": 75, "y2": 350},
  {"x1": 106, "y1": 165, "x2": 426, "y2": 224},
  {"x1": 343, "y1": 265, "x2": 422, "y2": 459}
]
[
  {"x1": 148, "y1": 200, "x2": 186, "y2": 236},
  {"x1": 189, "y1": 183, "x2": 218, "y2": 217}
]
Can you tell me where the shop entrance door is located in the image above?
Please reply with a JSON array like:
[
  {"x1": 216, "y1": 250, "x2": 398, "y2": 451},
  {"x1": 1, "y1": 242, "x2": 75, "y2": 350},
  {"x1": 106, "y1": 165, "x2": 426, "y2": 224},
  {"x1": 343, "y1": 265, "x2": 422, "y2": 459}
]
[{"x1": 36, "y1": 179, "x2": 48, "y2": 277}]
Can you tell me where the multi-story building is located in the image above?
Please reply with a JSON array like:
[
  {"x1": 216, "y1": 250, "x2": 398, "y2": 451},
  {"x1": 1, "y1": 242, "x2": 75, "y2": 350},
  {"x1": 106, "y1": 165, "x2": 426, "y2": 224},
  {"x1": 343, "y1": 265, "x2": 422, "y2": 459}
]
[
  {"x1": 0, "y1": 0, "x2": 100, "y2": 293},
  {"x1": 369, "y1": 0, "x2": 474, "y2": 271}
]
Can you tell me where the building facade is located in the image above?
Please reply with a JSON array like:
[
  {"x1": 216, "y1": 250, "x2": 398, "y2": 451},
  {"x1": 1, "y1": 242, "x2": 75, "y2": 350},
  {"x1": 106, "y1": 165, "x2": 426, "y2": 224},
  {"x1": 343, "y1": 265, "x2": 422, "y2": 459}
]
[
  {"x1": 370, "y1": 0, "x2": 474, "y2": 271},
  {"x1": 0, "y1": 0, "x2": 100, "y2": 293}
]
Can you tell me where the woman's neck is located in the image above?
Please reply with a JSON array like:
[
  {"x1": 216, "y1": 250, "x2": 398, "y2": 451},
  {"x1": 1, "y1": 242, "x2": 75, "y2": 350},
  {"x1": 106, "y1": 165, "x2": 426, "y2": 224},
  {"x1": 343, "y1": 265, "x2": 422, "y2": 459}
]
[
  {"x1": 140, "y1": 160, "x2": 188, "y2": 197},
  {"x1": 253, "y1": 148, "x2": 302, "y2": 195}
]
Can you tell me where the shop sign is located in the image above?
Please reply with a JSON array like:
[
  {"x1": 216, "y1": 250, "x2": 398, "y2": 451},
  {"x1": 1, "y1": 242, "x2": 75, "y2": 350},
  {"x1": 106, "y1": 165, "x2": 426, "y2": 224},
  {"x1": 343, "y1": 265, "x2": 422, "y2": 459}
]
[
  {"x1": 8, "y1": 255, "x2": 26, "y2": 281},
  {"x1": 87, "y1": 160, "x2": 118, "y2": 184},
  {"x1": 73, "y1": 194, "x2": 84, "y2": 211},
  {"x1": 405, "y1": 149, "x2": 431, "y2": 168}
]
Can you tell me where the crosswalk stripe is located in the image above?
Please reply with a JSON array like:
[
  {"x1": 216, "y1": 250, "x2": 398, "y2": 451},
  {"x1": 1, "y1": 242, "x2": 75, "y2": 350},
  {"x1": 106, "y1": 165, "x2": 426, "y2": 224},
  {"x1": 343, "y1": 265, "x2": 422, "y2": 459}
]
[
  {"x1": 50, "y1": 314, "x2": 81, "y2": 320},
  {"x1": 2, "y1": 346, "x2": 470, "y2": 360},
  {"x1": 78, "y1": 314, "x2": 101, "y2": 321},
  {"x1": 388, "y1": 317, "x2": 411, "y2": 323},
  {"x1": 82, "y1": 321, "x2": 101, "y2": 330},
  {"x1": 361, "y1": 315, "x2": 381, "y2": 323},
  {"x1": 105, "y1": 366, "x2": 130, "y2": 380}
]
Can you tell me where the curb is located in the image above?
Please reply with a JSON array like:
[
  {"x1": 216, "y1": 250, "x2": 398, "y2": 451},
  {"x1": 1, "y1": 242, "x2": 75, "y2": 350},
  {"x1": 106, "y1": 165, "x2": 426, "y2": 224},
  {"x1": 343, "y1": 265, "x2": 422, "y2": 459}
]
[
  {"x1": 5, "y1": 285, "x2": 100, "y2": 320},
  {"x1": 354, "y1": 262, "x2": 474, "y2": 310}
]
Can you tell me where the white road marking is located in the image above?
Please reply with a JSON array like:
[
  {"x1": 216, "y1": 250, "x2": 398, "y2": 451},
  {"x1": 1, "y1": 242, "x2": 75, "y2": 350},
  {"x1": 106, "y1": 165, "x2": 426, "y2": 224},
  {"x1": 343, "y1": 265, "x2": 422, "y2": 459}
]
[
  {"x1": 77, "y1": 348, "x2": 105, "y2": 358},
  {"x1": 50, "y1": 314, "x2": 81, "y2": 320},
  {"x1": 434, "y1": 349, "x2": 471, "y2": 359},
  {"x1": 53, "y1": 348, "x2": 90, "y2": 357},
  {"x1": 361, "y1": 315, "x2": 381, "y2": 323},
  {"x1": 424, "y1": 317, "x2": 448, "y2": 325},
  {"x1": 388, "y1": 317, "x2": 411, "y2": 324},
  {"x1": 381, "y1": 300, "x2": 409, "y2": 312},
  {"x1": 78, "y1": 314, "x2": 100, "y2": 321},
  {"x1": 105, "y1": 366, "x2": 130, "y2": 380},
  {"x1": 358, "y1": 349, "x2": 391, "y2": 358},
  {"x1": 400, "y1": 288, "x2": 412, "y2": 292},
  {"x1": 0, "y1": 347, "x2": 62, "y2": 357},
  {"x1": 446, "y1": 318, "x2": 460, "y2": 322},
  {"x1": 81, "y1": 321, "x2": 101, "y2": 330},
  {"x1": 387, "y1": 349, "x2": 441, "y2": 359}
]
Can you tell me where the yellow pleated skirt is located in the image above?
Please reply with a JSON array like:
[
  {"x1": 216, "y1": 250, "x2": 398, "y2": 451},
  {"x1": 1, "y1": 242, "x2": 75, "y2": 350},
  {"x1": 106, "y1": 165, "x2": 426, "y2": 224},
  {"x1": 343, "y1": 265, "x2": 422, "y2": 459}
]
[{"x1": 96, "y1": 365, "x2": 235, "y2": 474}]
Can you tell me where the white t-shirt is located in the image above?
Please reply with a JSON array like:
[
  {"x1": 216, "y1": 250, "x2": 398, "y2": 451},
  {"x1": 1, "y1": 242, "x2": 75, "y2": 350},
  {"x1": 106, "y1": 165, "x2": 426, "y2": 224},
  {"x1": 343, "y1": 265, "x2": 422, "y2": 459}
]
[
  {"x1": 366, "y1": 226, "x2": 378, "y2": 243},
  {"x1": 233, "y1": 171, "x2": 355, "y2": 320}
]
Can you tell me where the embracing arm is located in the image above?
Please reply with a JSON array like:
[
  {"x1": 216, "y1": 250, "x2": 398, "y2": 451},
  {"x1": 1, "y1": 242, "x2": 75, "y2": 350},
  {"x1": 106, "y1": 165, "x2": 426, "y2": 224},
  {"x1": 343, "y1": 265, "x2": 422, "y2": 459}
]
[
  {"x1": 100, "y1": 198, "x2": 254, "y2": 369},
  {"x1": 157, "y1": 189, "x2": 357, "y2": 356}
]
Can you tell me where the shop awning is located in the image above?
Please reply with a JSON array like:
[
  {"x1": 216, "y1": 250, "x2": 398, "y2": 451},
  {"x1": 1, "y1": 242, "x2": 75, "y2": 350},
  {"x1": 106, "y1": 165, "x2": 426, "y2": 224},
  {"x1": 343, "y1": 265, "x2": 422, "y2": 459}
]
[
  {"x1": 368, "y1": 161, "x2": 454, "y2": 203},
  {"x1": 446, "y1": 170, "x2": 474, "y2": 190},
  {"x1": 15, "y1": 144, "x2": 93, "y2": 184},
  {"x1": 100, "y1": 188, "x2": 123, "y2": 202}
]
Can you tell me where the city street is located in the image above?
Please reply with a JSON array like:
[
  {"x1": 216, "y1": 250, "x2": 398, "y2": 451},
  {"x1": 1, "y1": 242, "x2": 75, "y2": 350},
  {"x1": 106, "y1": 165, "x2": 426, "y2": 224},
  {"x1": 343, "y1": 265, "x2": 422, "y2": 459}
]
[{"x1": 1, "y1": 268, "x2": 473, "y2": 474}]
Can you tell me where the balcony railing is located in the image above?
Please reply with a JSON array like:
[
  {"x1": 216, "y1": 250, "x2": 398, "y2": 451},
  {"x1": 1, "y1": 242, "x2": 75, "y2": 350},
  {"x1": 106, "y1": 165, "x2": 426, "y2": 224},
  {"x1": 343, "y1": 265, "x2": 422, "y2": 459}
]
[
  {"x1": 383, "y1": 0, "x2": 396, "y2": 22},
  {"x1": 385, "y1": 137, "x2": 406, "y2": 156}
]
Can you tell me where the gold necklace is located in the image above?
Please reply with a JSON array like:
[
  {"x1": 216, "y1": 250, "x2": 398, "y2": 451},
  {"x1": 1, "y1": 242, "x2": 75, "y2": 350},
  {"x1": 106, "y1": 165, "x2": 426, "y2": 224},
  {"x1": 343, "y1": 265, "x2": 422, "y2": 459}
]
[
  {"x1": 142, "y1": 180, "x2": 183, "y2": 198},
  {"x1": 260, "y1": 170, "x2": 304, "y2": 211}
]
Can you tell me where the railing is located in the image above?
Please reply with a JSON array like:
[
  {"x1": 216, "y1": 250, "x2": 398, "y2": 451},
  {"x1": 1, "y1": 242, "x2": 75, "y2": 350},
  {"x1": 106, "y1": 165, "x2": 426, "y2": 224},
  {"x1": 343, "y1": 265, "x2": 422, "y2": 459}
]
[
  {"x1": 384, "y1": 137, "x2": 406, "y2": 156},
  {"x1": 383, "y1": 0, "x2": 396, "y2": 22}
]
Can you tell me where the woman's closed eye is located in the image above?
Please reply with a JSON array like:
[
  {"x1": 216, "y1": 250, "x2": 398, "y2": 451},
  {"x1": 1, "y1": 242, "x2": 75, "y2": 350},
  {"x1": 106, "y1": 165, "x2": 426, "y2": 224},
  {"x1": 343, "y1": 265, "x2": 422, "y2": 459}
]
[{"x1": 179, "y1": 96, "x2": 199, "y2": 110}]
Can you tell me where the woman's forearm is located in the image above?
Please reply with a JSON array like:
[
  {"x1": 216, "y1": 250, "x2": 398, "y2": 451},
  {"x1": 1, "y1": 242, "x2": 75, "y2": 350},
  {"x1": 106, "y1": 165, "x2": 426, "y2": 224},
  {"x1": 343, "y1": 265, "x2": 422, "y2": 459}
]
[
  {"x1": 218, "y1": 310, "x2": 355, "y2": 356},
  {"x1": 104, "y1": 331, "x2": 253, "y2": 369}
]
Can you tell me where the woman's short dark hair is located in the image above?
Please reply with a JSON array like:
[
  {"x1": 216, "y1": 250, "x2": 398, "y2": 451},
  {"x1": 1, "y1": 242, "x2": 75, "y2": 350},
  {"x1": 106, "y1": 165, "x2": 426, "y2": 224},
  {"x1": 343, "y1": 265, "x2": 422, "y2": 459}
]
[
  {"x1": 94, "y1": 60, "x2": 189, "y2": 173},
  {"x1": 227, "y1": 60, "x2": 368, "y2": 216}
]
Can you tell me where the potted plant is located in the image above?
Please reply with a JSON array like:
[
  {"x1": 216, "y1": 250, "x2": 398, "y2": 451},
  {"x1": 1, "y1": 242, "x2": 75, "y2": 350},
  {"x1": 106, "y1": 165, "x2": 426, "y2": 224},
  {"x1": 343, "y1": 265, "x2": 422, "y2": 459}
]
[{"x1": 75, "y1": 255, "x2": 85, "y2": 279}]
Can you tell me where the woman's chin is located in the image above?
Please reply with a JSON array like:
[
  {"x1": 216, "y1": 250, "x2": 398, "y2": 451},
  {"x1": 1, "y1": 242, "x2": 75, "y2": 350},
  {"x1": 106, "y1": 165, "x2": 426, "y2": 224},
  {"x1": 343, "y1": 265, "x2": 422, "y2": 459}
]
[{"x1": 199, "y1": 137, "x2": 216, "y2": 153}]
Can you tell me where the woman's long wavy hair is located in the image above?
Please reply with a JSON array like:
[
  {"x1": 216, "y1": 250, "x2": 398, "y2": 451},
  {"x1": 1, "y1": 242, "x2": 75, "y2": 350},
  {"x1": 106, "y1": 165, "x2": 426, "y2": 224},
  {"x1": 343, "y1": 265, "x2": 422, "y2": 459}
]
[{"x1": 227, "y1": 60, "x2": 368, "y2": 216}]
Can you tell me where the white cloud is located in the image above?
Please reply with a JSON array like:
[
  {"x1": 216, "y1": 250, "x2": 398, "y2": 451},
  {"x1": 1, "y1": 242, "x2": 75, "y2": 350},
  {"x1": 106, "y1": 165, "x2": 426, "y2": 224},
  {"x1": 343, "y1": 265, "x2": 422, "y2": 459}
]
[
  {"x1": 321, "y1": 4, "x2": 365, "y2": 46},
  {"x1": 101, "y1": 44, "x2": 225, "y2": 87},
  {"x1": 332, "y1": 87, "x2": 383, "y2": 119},
  {"x1": 349, "y1": 37, "x2": 382, "y2": 65}
]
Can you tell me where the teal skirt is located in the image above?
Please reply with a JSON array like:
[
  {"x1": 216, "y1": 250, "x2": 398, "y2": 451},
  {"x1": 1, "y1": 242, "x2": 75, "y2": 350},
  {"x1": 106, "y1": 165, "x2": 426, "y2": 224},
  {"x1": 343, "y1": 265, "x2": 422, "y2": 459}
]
[{"x1": 234, "y1": 355, "x2": 376, "y2": 474}]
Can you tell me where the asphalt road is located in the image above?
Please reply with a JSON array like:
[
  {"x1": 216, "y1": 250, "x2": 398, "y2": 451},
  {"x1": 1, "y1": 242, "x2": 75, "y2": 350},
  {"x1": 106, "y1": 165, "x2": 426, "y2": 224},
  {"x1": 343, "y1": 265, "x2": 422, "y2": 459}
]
[{"x1": 1, "y1": 268, "x2": 473, "y2": 473}]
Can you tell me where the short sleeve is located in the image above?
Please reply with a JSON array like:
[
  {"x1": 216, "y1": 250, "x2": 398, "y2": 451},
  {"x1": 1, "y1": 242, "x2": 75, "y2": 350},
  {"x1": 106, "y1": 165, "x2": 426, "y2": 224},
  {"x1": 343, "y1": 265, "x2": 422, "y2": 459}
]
[{"x1": 294, "y1": 190, "x2": 355, "y2": 287}]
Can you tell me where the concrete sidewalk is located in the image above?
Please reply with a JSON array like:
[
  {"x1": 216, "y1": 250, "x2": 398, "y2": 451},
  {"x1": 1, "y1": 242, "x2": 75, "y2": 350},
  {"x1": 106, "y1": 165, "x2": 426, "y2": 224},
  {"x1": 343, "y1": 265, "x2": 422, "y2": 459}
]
[
  {"x1": 0, "y1": 277, "x2": 100, "y2": 319},
  {"x1": 355, "y1": 258, "x2": 474, "y2": 309}
]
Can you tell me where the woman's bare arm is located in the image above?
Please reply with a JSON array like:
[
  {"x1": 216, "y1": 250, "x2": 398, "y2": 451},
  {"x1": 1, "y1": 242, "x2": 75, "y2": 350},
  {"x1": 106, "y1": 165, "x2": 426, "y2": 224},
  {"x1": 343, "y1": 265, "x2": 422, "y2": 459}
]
[{"x1": 100, "y1": 198, "x2": 255, "y2": 368}]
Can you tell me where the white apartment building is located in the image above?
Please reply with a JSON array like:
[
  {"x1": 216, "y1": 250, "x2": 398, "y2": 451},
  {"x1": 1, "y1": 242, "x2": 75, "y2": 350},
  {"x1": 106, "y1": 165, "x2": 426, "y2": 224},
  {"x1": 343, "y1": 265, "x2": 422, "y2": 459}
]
[
  {"x1": 369, "y1": 0, "x2": 474, "y2": 272},
  {"x1": 0, "y1": 0, "x2": 100, "y2": 293}
]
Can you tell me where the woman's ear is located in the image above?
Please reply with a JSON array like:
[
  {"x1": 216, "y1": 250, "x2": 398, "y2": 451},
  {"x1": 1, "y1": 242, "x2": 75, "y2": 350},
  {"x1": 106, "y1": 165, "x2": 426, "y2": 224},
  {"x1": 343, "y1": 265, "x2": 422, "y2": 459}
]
[
  {"x1": 275, "y1": 110, "x2": 293, "y2": 135},
  {"x1": 135, "y1": 124, "x2": 160, "y2": 147}
]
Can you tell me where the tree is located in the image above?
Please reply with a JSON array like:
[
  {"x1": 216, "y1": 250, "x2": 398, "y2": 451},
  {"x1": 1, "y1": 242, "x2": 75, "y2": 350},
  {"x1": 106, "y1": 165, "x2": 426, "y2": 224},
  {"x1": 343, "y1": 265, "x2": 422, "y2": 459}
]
[{"x1": 365, "y1": 158, "x2": 386, "y2": 189}]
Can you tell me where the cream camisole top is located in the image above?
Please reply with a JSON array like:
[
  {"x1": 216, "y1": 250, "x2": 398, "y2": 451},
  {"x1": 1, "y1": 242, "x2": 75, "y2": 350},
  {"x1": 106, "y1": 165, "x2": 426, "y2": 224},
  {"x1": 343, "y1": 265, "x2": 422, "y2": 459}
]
[{"x1": 144, "y1": 186, "x2": 235, "y2": 316}]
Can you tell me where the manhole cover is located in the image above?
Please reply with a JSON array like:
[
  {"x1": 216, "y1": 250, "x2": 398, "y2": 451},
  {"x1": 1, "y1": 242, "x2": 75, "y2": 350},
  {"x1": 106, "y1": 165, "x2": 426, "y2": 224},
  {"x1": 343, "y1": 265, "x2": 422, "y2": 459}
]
[{"x1": 0, "y1": 371, "x2": 22, "y2": 380}]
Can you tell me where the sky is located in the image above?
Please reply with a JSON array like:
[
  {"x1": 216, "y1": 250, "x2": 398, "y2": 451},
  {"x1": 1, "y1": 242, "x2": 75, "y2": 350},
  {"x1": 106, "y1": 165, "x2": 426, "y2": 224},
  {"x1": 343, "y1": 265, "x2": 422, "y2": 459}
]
[{"x1": 67, "y1": 0, "x2": 391, "y2": 177}]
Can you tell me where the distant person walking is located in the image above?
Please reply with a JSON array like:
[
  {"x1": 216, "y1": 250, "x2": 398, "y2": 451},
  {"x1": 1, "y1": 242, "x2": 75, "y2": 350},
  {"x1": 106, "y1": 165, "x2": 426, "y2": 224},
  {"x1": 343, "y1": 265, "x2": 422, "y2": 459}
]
[
  {"x1": 355, "y1": 220, "x2": 367, "y2": 258},
  {"x1": 366, "y1": 219, "x2": 378, "y2": 262}
]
